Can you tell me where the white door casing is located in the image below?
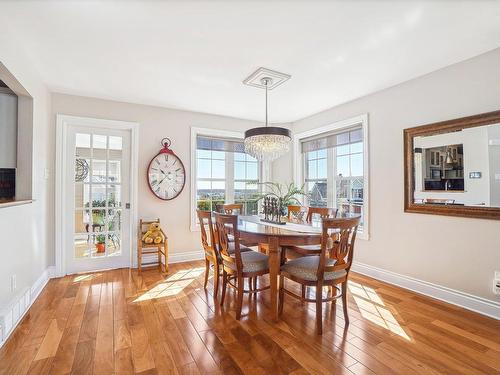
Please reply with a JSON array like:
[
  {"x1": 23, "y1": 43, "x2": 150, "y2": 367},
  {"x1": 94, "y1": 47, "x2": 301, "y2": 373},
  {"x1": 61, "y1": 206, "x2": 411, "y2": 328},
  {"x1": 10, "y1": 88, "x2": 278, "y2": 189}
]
[{"x1": 56, "y1": 115, "x2": 139, "y2": 276}]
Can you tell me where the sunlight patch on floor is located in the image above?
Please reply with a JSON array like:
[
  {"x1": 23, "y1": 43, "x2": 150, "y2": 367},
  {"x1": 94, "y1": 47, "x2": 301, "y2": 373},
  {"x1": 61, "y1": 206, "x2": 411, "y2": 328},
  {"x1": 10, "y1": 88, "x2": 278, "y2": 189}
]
[
  {"x1": 134, "y1": 267, "x2": 205, "y2": 302},
  {"x1": 73, "y1": 273, "x2": 102, "y2": 282},
  {"x1": 349, "y1": 281, "x2": 411, "y2": 341}
]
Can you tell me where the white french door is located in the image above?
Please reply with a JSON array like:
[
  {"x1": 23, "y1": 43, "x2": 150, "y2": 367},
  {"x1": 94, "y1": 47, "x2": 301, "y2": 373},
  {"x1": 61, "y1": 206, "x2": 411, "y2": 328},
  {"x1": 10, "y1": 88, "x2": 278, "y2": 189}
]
[{"x1": 64, "y1": 125, "x2": 132, "y2": 274}]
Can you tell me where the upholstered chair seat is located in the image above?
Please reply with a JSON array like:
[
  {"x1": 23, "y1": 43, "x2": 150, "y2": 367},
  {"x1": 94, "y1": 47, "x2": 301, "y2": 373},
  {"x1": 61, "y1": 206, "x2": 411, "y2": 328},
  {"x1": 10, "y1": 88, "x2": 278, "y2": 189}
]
[
  {"x1": 223, "y1": 250, "x2": 269, "y2": 273},
  {"x1": 281, "y1": 256, "x2": 346, "y2": 281}
]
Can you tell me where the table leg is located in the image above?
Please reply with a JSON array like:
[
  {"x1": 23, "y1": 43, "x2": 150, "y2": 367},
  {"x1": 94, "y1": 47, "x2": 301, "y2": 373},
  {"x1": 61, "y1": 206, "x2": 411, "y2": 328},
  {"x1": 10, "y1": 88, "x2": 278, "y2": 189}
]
[{"x1": 268, "y1": 236, "x2": 280, "y2": 321}]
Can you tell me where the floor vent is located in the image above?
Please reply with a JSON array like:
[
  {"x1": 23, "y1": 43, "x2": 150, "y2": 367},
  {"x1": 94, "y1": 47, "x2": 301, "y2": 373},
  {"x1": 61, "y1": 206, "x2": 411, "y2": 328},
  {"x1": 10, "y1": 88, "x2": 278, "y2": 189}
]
[{"x1": 0, "y1": 288, "x2": 30, "y2": 346}]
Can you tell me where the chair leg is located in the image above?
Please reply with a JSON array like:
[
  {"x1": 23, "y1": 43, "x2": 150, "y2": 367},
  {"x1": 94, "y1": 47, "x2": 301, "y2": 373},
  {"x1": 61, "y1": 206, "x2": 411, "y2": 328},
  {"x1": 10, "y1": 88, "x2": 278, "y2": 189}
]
[
  {"x1": 316, "y1": 282, "x2": 323, "y2": 335},
  {"x1": 220, "y1": 271, "x2": 228, "y2": 306},
  {"x1": 278, "y1": 275, "x2": 285, "y2": 315},
  {"x1": 213, "y1": 263, "x2": 220, "y2": 300},
  {"x1": 236, "y1": 275, "x2": 244, "y2": 320},
  {"x1": 158, "y1": 246, "x2": 161, "y2": 272},
  {"x1": 253, "y1": 276, "x2": 257, "y2": 291},
  {"x1": 164, "y1": 240, "x2": 169, "y2": 273},
  {"x1": 137, "y1": 247, "x2": 142, "y2": 274},
  {"x1": 331, "y1": 284, "x2": 337, "y2": 317},
  {"x1": 301, "y1": 285, "x2": 306, "y2": 304},
  {"x1": 203, "y1": 258, "x2": 210, "y2": 289},
  {"x1": 280, "y1": 248, "x2": 286, "y2": 265},
  {"x1": 342, "y1": 281, "x2": 349, "y2": 326}
]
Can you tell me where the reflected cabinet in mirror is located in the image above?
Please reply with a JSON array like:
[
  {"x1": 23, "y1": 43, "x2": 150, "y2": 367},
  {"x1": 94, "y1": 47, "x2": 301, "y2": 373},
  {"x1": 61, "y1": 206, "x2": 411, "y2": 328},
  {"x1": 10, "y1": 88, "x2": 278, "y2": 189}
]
[{"x1": 404, "y1": 110, "x2": 500, "y2": 220}]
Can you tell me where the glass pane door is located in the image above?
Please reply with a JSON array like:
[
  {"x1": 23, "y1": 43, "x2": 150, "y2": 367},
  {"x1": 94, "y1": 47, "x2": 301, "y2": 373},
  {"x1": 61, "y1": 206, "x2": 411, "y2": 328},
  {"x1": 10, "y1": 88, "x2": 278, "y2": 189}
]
[{"x1": 67, "y1": 126, "x2": 130, "y2": 274}]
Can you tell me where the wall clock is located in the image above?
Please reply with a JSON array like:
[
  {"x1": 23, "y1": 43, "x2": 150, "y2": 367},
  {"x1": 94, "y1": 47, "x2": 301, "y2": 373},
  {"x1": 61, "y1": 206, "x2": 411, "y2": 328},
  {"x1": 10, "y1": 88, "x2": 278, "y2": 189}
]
[{"x1": 147, "y1": 138, "x2": 186, "y2": 200}]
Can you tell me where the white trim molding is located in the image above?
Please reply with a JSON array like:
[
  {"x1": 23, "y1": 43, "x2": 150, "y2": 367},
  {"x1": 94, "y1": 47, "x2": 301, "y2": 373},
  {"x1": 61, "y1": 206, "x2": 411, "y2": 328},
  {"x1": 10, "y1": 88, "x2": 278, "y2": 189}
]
[
  {"x1": 55, "y1": 114, "x2": 140, "y2": 277},
  {"x1": 169, "y1": 250, "x2": 205, "y2": 264},
  {"x1": 352, "y1": 262, "x2": 500, "y2": 320},
  {"x1": 293, "y1": 114, "x2": 370, "y2": 240},
  {"x1": 0, "y1": 266, "x2": 55, "y2": 348}
]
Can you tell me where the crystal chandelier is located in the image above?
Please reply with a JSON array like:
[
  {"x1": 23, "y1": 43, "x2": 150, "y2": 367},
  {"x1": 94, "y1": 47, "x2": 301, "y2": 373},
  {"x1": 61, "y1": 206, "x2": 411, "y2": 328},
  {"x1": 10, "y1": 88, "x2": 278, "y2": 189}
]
[{"x1": 244, "y1": 77, "x2": 291, "y2": 161}]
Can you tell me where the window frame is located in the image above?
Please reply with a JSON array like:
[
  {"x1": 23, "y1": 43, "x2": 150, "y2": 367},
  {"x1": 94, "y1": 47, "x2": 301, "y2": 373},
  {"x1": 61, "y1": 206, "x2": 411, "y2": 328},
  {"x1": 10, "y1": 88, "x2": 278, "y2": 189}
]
[
  {"x1": 293, "y1": 114, "x2": 370, "y2": 240},
  {"x1": 190, "y1": 127, "x2": 269, "y2": 231}
]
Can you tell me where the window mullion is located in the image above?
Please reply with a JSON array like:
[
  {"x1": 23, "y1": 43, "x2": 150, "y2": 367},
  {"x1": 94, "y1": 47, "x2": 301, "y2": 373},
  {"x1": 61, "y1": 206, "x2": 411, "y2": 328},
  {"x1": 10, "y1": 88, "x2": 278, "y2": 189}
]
[
  {"x1": 226, "y1": 152, "x2": 234, "y2": 203},
  {"x1": 327, "y1": 148, "x2": 335, "y2": 208}
]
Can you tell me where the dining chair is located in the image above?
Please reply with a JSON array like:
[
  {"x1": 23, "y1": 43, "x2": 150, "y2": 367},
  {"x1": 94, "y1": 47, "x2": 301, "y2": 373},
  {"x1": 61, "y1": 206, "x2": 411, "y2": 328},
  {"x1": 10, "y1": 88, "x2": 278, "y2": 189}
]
[
  {"x1": 197, "y1": 210, "x2": 251, "y2": 298},
  {"x1": 305, "y1": 207, "x2": 337, "y2": 223},
  {"x1": 279, "y1": 216, "x2": 361, "y2": 334},
  {"x1": 214, "y1": 212, "x2": 270, "y2": 319},
  {"x1": 220, "y1": 203, "x2": 244, "y2": 214},
  {"x1": 196, "y1": 210, "x2": 221, "y2": 298},
  {"x1": 286, "y1": 206, "x2": 337, "y2": 257},
  {"x1": 287, "y1": 205, "x2": 306, "y2": 221}
]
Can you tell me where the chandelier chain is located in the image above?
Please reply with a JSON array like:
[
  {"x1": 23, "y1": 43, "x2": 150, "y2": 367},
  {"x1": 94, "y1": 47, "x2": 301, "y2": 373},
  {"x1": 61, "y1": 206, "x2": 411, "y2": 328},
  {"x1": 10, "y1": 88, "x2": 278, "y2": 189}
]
[
  {"x1": 243, "y1": 74, "x2": 291, "y2": 161},
  {"x1": 265, "y1": 78, "x2": 269, "y2": 127}
]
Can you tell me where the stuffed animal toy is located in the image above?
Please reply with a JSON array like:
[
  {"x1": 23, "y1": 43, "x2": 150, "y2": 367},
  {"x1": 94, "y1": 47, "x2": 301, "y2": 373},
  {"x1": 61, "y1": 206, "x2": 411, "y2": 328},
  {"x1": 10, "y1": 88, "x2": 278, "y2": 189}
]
[{"x1": 142, "y1": 222, "x2": 165, "y2": 244}]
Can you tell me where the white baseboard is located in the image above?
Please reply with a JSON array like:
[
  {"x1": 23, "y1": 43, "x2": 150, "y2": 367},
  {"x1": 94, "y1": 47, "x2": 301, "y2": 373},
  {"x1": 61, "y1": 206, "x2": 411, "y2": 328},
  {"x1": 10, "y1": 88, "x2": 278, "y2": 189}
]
[
  {"x1": 169, "y1": 250, "x2": 204, "y2": 264},
  {"x1": 0, "y1": 266, "x2": 55, "y2": 348},
  {"x1": 131, "y1": 251, "x2": 203, "y2": 269},
  {"x1": 351, "y1": 262, "x2": 500, "y2": 320},
  {"x1": 31, "y1": 266, "x2": 55, "y2": 301}
]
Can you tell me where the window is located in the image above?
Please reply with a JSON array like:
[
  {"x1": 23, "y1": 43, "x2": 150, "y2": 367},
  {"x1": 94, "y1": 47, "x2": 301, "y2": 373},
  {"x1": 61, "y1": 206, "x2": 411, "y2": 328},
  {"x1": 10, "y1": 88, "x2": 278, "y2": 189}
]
[
  {"x1": 196, "y1": 147, "x2": 226, "y2": 212},
  {"x1": 296, "y1": 115, "x2": 369, "y2": 237},
  {"x1": 335, "y1": 138, "x2": 364, "y2": 216},
  {"x1": 234, "y1": 152, "x2": 260, "y2": 215},
  {"x1": 304, "y1": 149, "x2": 328, "y2": 207},
  {"x1": 192, "y1": 129, "x2": 263, "y2": 229}
]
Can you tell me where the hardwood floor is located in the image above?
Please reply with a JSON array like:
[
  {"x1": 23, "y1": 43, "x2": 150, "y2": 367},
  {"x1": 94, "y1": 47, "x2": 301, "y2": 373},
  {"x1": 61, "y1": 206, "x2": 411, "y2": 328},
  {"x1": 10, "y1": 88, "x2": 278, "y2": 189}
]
[{"x1": 1, "y1": 260, "x2": 499, "y2": 374}]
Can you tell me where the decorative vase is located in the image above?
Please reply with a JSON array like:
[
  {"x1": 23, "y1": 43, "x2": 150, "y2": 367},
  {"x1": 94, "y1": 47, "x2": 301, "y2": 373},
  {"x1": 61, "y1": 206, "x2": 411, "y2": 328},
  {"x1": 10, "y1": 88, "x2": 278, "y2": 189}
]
[{"x1": 96, "y1": 243, "x2": 105, "y2": 253}]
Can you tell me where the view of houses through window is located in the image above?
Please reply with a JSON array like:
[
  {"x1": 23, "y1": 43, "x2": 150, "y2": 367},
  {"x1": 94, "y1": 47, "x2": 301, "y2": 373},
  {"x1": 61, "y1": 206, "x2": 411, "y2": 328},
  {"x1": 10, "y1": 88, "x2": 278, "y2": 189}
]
[{"x1": 302, "y1": 126, "x2": 365, "y2": 228}]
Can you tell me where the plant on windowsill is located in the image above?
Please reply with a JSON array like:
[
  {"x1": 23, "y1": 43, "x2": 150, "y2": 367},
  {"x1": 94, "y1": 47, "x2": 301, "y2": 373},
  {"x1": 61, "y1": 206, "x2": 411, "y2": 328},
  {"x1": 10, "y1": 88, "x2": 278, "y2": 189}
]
[{"x1": 95, "y1": 234, "x2": 106, "y2": 253}]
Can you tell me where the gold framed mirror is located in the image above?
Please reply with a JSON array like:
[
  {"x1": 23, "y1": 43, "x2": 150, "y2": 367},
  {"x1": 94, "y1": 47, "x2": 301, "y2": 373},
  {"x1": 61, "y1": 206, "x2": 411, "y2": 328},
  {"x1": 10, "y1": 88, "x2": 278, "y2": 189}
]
[{"x1": 404, "y1": 110, "x2": 500, "y2": 220}]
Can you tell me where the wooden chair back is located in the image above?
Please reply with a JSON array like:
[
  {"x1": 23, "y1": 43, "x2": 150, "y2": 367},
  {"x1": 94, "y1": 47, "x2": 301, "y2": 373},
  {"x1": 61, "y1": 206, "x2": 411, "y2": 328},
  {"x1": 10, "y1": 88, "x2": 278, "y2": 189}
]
[
  {"x1": 220, "y1": 203, "x2": 244, "y2": 215},
  {"x1": 287, "y1": 205, "x2": 306, "y2": 221},
  {"x1": 214, "y1": 212, "x2": 243, "y2": 272},
  {"x1": 196, "y1": 210, "x2": 217, "y2": 260},
  {"x1": 306, "y1": 207, "x2": 337, "y2": 222},
  {"x1": 317, "y1": 216, "x2": 361, "y2": 282}
]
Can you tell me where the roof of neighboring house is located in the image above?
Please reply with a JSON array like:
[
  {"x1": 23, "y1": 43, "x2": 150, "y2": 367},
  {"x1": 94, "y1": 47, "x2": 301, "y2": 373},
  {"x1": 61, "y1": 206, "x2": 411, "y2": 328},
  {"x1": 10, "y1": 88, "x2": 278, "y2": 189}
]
[{"x1": 310, "y1": 182, "x2": 327, "y2": 200}]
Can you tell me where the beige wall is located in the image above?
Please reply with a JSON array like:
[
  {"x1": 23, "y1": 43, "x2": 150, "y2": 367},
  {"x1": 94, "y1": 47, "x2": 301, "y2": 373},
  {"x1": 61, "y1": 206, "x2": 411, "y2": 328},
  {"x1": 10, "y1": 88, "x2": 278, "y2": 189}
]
[
  {"x1": 0, "y1": 37, "x2": 53, "y2": 308},
  {"x1": 51, "y1": 93, "x2": 266, "y2": 262},
  {"x1": 275, "y1": 48, "x2": 500, "y2": 302}
]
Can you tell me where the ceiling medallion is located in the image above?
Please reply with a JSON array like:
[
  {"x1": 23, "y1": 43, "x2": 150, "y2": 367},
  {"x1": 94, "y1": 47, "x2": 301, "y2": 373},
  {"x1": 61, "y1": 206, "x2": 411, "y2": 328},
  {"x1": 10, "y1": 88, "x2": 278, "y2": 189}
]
[{"x1": 243, "y1": 68, "x2": 291, "y2": 162}]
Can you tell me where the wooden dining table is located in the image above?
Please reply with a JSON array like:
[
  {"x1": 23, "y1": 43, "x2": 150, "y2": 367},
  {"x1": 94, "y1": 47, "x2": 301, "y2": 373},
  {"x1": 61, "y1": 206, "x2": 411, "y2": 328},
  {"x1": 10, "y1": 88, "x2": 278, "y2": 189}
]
[{"x1": 236, "y1": 215, "x2": 323, "y2": 321}]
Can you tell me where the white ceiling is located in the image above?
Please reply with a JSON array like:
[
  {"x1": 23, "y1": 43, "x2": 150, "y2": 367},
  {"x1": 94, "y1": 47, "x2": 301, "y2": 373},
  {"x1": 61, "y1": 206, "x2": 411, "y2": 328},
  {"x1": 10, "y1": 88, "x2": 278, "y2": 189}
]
[{"x1": 2, "y1": 1, "x2": 500, "y2": 123}]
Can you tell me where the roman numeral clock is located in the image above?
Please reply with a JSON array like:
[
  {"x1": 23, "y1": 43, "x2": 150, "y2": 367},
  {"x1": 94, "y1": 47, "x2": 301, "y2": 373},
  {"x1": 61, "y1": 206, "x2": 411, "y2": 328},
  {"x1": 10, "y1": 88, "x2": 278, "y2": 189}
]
[{"x1": 147, "y1": 138, "x2": 186, "y2": 200}]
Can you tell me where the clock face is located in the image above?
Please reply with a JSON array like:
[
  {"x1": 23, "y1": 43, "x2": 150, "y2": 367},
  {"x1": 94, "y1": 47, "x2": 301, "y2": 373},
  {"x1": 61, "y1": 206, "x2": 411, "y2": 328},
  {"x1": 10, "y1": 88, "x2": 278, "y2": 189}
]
[{"x1": 147, "y1": 152, "x2": 186, "y2": 200}]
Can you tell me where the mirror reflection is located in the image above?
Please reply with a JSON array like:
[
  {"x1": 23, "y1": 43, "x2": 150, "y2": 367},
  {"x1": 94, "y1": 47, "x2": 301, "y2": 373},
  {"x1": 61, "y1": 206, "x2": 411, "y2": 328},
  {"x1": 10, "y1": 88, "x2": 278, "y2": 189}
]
[{"x1": 413, "y1": 123, "x2": 500, "y2": 207}]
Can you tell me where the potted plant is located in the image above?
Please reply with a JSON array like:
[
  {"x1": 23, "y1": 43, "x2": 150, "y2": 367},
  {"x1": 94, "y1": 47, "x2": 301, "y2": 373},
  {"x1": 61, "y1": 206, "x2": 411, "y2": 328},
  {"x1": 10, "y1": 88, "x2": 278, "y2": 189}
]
[
  {"x1": 254, "y1": 182, "x2": 306, "y2": 223},
  {"x1": 95, "y1": 234, "x2": 106, "y2": 253}
]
